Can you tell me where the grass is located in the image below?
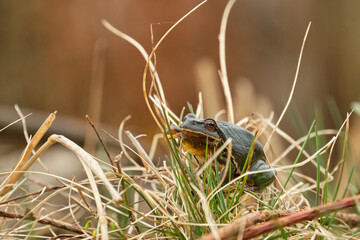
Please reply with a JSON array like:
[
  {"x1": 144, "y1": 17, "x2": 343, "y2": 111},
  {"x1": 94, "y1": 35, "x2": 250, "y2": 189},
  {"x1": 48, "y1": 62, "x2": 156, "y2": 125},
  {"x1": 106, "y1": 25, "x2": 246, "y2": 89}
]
[{"x1": 0, "y1": 1, "x2": 360, "y2": 239}]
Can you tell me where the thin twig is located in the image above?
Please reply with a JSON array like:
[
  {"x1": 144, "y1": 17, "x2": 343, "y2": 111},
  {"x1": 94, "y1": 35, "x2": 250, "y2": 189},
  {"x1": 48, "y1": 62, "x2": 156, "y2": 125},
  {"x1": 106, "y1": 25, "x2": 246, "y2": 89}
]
[
  {"x1": 86, "y1": 115, "x2": 116, "y2": 172},
  {"x1": 84, "y1": 40, "x2": 107, "y2": 154},
  {"x1": 0, "y1": 185, "x2": 65, "y2": 205},
  {"x1": 0, "y1": 210, "x2": 91, "y2": 234},
  {"x1": 72, "y1": 176, "x2": 95, "y2": 216}
]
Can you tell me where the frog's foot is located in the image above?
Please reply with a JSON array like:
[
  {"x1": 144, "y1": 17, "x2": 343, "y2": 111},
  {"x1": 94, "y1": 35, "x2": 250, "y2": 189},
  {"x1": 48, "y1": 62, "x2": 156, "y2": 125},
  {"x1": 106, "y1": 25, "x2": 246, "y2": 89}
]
[{"x1": 247, "y1": 160, "x2": 276, "y2": 190}]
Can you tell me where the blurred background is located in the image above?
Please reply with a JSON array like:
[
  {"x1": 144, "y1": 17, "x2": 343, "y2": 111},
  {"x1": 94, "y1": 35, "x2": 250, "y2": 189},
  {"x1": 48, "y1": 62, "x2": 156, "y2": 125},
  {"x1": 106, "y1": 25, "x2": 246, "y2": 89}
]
[{"x1": 0, "y1": 0, "x2": 360, "y2": 178}]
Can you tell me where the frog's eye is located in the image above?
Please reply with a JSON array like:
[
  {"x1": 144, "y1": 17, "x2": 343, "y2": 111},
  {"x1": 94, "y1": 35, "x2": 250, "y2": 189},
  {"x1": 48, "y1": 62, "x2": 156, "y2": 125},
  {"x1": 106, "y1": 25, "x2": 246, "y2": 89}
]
[{"x1": 204, "y1": 119, "x2": 216, "y2": 131}]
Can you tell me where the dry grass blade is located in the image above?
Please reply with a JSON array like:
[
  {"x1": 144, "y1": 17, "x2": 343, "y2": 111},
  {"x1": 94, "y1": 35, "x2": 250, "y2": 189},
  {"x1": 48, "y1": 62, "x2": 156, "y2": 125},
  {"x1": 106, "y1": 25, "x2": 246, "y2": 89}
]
[
  {"x1": 0, "y1": 210, "x2": 90, "y2": 235},
  {"x1": 48, "y1": 134, "x2": 122, "y2": 202},
  {"x1": 325, "y1": 110, "x2": 354, "y2": 178},
  {"x1": 272, "y1": 129, "x2": 338, "y2": 165},
  {"x1": 2, "y1": 1, "x2": 359, "y2": 239},
  {"x1": 195, "y1": 92, "x2": 204, "y2": 119},
  {"x1": 118, "y1": 115, "x2": 141, "y2": 168},
  {"x1": 126, "y1": 131, "x2": 167, "y2": 187},
  {"x1": 72, "y1": 177, "x2": 95, "y2": 216},
  {"x1": 0, "y1": 185, "x2": 64, "y2": 205},
  {"x1": 0, "y1": 111, "x2": 56, "y2": 196},
  {"x1": 149, "y1": 95, "x2": 179, "y2": 124},
  {"x1": 15, "y1": 134, "x2": 121, "y2": 206},
  {"x1": 219, "y1": 0, "x2": 236, "y2": 123},
  {"x1": 141, "y1": 0, "x2": 207, "y2": 131},
  {"x1": 101, "y1": 19, "x2": 164, "y2": 102},
  {"x1": 0, "y1": 112, "x2": 32, "y2": 133},
  {"x1": 148, "y1": 133, "x2": 164, "y2": 161},
  {"x1": 191, "y1": 183, "x2": 220, "y2": 240},
  {"x1": 102, "y1": 0, "x2": 207, "y2": 131},
  {"x1": 271, "y1": 136, "x2": 335, "y2": 172},
  {"x1": 47, "y1": 135, "x2": 111, "y2": 239},
  {"x1": 264, "y1": 22, "x2": 311, "y2": 151}
]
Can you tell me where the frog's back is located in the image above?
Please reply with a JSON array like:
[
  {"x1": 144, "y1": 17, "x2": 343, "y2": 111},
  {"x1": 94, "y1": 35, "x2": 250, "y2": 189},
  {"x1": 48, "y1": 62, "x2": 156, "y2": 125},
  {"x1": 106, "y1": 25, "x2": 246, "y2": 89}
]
[{"x1": 217, "y1": 121, "x2": 266, "y2": 164}]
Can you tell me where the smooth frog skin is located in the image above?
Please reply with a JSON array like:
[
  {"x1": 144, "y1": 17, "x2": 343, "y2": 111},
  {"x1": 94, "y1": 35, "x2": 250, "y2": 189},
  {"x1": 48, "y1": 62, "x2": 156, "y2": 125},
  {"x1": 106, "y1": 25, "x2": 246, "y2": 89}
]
[{"x1": 171, "y1": 113, "x2": 276, "y2": 190}]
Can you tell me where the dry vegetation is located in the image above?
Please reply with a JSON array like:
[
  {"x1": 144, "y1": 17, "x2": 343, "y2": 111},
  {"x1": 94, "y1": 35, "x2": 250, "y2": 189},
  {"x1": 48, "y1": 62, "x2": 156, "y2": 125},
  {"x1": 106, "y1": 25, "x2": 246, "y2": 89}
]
[{"x1": 0, "y1": 1, "x2": 359, "y2": 239}]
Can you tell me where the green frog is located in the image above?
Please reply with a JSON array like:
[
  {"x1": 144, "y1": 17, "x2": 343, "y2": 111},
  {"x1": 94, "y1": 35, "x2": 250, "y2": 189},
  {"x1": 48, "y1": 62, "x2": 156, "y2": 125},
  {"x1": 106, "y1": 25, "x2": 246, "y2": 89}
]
[{"x1": 170, "y1": 113, "x2": 276, "y2": 190}]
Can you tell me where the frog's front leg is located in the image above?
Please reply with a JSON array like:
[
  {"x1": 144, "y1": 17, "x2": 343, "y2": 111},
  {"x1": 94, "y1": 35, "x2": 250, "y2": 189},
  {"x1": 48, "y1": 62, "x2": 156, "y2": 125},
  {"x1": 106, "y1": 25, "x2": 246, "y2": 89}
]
[{"x1": 247, "y1": 160, "x2": 276, "y2": 190}]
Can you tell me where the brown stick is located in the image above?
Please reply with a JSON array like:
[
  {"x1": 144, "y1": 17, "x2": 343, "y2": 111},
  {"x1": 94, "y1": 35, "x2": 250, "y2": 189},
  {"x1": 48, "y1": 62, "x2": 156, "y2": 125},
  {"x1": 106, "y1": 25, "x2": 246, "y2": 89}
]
[
  {"x1": 199, "y1": 194, "x2": 360, "y2": 240},
  {"x1": 240, "y1": 209, "x2": 297, "y2": 228},
  {"x1": 0, "y1": 210, "x2": 90, "y2": 234}
]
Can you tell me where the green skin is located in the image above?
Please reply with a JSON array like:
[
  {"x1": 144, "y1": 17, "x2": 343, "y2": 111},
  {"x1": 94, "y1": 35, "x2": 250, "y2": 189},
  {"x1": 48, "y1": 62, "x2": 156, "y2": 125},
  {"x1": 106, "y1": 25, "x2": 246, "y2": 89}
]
[{"x1": 173, "y1": 113, "x2": 276, "y2": 189}]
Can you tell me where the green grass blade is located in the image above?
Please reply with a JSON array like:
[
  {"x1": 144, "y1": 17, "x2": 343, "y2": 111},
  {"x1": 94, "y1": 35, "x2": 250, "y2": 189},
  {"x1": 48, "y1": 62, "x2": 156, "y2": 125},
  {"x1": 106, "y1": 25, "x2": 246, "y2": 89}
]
[
  {"x1": 327, "y1": 166, "x2": 355, "y2": 228},
  {"x1": 163, "y1": 110, "x2": 203, "y2": 224},
  {"x1": 230, "y1": 133, "x2": 258, "y2": 207},
  {"x1": 187, "y1": 102, "x2": 194, "y2": 114},
  {"x1": 332, "y1": 120, "x2": 349, "y2": 202},
  {"x1": 315, "y1": 124, "x2": 321, "y2": 206},
  {"x1": 271, "y1": 120, "x2": 315, "y2": 208}
]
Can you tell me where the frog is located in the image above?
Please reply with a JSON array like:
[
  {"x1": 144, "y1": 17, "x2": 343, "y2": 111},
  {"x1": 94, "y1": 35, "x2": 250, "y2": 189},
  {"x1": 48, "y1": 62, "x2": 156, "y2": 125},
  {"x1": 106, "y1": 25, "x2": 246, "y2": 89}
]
[{"x1": 170, "y1": 113, "x2": 276, "y2": 190}]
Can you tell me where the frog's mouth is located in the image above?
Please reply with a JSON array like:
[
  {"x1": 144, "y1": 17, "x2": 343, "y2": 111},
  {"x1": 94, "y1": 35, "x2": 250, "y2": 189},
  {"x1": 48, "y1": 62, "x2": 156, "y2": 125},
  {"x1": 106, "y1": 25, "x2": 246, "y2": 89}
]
[
  {"x1": 180, "y1": 128, "x2": 219, "y2": 141},
  {"x1": 179, "y1": 128, "x2": 221, "y2": 157}
]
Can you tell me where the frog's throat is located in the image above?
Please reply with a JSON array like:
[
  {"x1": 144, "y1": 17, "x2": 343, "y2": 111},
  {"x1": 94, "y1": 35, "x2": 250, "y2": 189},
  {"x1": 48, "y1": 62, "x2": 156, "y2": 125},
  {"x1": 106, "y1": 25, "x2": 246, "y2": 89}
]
[{"x1": 180, "y1": 128, "x2": 221, "y2": 157}]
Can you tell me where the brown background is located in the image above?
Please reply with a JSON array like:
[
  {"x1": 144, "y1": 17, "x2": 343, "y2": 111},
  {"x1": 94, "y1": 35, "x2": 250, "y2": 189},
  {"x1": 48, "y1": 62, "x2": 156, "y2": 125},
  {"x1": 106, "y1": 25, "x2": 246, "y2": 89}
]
[{"x1": 1, "y1": 0, "x2": 359, "y2": 142}]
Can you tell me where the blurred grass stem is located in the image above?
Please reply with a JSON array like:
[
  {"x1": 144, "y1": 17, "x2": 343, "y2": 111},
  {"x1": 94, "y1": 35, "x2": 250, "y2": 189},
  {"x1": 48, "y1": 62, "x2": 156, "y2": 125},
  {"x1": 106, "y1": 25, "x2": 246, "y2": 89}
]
[
  {"x1": 264, "y1": 22, "x2": 311, "y2": 151},
  {"x1": 219, "y1": 0, "x2": 236, "y2": 123}
]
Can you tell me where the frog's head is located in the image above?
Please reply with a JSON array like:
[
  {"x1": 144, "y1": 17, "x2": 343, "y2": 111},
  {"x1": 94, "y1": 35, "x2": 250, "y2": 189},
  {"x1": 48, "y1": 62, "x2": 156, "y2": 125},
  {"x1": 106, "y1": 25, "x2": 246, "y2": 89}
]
[
  {"x1": 177, "y1": 113, "x2": 223, "y2": 156},
  {"x1": 180, "y1": 114, "x2": 221, "y2": 139}
]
